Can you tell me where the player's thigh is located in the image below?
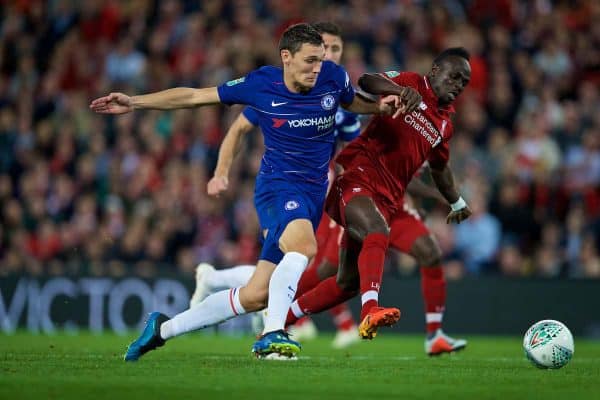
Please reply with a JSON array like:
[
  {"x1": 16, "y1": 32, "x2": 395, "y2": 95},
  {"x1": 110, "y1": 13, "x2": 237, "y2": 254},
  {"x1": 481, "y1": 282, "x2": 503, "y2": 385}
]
[
  {"x1": 409, "y1": 234, "x2": 443, "y2": 267},
  {"x1": 278, "y1": 218, "x2": 318, "y2": 258},
  {"x1": 239, "y1": 259, "x2": 276, "y2": 311},
  {"x1": 344, "y1": 195, "x2": 390, "y2": 240},
  {"x1": 389, "y1": 210, "x2": 442, "y2": 266}
]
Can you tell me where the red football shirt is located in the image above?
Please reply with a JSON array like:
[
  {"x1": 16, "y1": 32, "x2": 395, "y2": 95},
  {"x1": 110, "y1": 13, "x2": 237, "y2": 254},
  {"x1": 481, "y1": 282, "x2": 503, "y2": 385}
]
[{"x1": 335, "y1": 72, "x2": 455, "y2": 203}]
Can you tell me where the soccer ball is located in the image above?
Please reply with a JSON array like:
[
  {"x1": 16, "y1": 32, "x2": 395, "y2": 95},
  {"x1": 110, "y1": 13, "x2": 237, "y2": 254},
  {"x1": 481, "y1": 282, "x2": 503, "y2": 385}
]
[{"x1": 523, "y1": 320, "x2": 574, "y2": 369}]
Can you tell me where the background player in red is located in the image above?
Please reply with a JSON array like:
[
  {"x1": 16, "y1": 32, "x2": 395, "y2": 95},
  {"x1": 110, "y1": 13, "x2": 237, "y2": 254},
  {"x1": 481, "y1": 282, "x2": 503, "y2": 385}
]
[{"x1": 286, "y1": 47, "x2": 473, "y2": 343}]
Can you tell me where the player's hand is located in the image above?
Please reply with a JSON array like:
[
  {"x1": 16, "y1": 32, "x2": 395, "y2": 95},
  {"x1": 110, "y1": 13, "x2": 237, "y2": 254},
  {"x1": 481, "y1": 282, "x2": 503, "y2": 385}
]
[
  {"x1": 207, "y1": 175, "x2": 229, "y2": 197},
  {"x1": 446, "y1": 206, "x2": 472, "y2": 224},
  {"x1": 397, "y1": 87, "x2": 422, "y2": 115},
  {"x1": 89, "y1": 92, "x2": 134, "y2": 114},
  {"x1": 378, "y1": 95, "x2": 400, "y2": 116}
]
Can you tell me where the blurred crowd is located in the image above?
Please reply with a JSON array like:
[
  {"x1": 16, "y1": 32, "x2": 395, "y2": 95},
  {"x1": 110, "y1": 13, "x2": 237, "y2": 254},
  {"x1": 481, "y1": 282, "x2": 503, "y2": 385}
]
[{"x1": 0, "y1": 0, "x2": 599, "y2": 280}]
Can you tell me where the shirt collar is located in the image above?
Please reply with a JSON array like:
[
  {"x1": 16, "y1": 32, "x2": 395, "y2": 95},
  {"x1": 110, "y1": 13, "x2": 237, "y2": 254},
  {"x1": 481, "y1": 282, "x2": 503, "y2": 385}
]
[{"x1": 422, "y1": 75, "x2": 455, "y2": 114}]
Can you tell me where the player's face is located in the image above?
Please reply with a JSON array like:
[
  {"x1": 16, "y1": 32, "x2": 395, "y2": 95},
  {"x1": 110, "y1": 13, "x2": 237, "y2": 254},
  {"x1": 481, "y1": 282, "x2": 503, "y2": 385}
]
[
  {"x1": 322, "y1": 33, "x2": 343, "y2": 65},
  {"x1": 430, "y1": 57, "x2": 471, "y2": 105},
  {"x1": 282, "y1": 43, "x2": 325, "y2": 93}
]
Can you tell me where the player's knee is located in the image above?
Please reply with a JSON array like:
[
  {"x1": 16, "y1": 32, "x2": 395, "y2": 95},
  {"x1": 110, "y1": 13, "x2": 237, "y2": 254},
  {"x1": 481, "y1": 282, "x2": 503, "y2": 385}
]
[
  {"x1": 316, "y1": 261, "x2": 338, "y2": 280},
  {"x1": 240, "y1": 287, "x2": 268, "y2": 311},
  {"x1": 418, "y1": 251, "x2": 442, "y2": 268},
  {"x1": 280, "y1": 238, "x2": 317, "y2": 259},
  {"x1": 348, "y1": 223, "x2": 390, "y2": 242},
  {"x1": 336, "y1": 273, "x2": 359, "y2": 292}
]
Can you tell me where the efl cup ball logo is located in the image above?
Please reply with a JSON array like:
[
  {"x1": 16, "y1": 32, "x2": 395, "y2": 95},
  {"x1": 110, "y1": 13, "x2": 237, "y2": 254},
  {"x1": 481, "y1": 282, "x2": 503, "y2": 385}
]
[
  {"x1": 321, "y1": 95, "x2": 335, "y2": 110},
  {"x1": 523, "y1": 320, "x2": 574, "y2": 369}
]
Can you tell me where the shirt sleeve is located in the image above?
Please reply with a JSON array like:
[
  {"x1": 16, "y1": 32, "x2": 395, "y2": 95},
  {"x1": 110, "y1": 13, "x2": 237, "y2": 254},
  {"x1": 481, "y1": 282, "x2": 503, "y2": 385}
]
[
  {"x1": 334, "y1": 64, "x2": 355, "y2": 105},
  {"x1": 242, "y1": 107, "x2": 259, "y2": 126},
  {"x1": 217, "y1": 71, "x2": 260, "y2": 106},
  {"x1": 337, "y1": 110, "x2": 361, "y2": 142},
  {"x1": 384, "y1": 71, "x2": 419, "y2": 87}
]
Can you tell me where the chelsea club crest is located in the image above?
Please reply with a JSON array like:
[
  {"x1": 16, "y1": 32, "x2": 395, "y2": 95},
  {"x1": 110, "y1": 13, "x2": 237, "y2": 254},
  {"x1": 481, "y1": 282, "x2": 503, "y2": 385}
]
[{"x1": 321, "y1": 94, "x2": 335, "y2": 110}]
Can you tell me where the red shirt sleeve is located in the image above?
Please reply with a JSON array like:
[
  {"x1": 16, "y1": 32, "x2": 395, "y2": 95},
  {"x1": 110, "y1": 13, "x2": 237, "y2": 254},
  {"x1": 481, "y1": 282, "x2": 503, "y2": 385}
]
[{"x1": 384, "y1": 71, "x2": 420, "y2": 87}]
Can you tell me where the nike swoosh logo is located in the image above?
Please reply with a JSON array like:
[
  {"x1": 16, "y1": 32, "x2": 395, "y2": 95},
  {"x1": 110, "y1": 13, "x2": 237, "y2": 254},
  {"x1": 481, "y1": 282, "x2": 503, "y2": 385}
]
[{"x1": 271, "y1": 101, "x2": 287, "y2": 107}]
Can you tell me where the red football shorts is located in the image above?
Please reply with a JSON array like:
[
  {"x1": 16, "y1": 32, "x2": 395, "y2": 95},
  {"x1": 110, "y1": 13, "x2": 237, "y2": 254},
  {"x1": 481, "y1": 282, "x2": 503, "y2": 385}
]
[
  {"x1": 325, "y1": 165, "x2": 399, "y2": 227},
  {"x1": 388, "y1": 204, "x2": 430, "y2": 253}
]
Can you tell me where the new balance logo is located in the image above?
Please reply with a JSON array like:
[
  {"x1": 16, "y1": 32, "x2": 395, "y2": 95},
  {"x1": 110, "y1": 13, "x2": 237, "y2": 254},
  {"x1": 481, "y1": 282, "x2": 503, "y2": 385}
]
[{"x1": 271, "y1": 101, "x2": 287, "y2": 107}]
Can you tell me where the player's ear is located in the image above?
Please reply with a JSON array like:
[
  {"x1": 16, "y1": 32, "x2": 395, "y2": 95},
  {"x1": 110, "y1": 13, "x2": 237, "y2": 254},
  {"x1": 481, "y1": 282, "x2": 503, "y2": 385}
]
[
  {"x1": 430, "y1": 63, "x2": 440, "y2": 77},
  {"x1": 281, "y1": 49, "x2": 291, "y2": 65}
]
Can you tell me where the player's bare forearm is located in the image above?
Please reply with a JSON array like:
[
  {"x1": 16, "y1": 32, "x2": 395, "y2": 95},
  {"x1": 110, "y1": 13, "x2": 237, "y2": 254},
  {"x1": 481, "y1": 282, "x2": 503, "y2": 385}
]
[
  {"x1": 429, "y1": 164, "x2": 460, "y2": 204},
  {"x1": 358, "y1": 73, "x2": 422, "y2": 114},
  {"x1": 213, "y1": 113, "x2": 254, "y2": 177},
  {"x1": 132, "y1": 87, "x2": 220, "y2": 110},
  {"x1": 406, "y1": 177, "x2": 445, "y2": 203},
  {"x1": 358, "y1": 73, "x2": 405, "y2": 96},
  {"x1": 343, "y1": 94, "x2": 382, "y2": 115},
  {"x1": 431, "y1": 164, "x2": 471, "y2": 224}
]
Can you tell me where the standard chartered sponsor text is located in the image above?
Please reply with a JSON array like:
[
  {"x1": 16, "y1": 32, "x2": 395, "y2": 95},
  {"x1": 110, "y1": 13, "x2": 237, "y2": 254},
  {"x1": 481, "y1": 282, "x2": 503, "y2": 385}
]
[{"x1": 404, "y1": 111, "x2": 441, "y2": 146}]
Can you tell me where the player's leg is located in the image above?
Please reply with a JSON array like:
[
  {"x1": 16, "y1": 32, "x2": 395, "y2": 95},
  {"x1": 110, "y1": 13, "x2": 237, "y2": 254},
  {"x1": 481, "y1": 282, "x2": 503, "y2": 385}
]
[
  {"x1": 316, "y1": 226, "x2": 359, "y2": 348},
  {"x1": 389, "y1": 211, "x2": 466, "y2": 355},
  {"x1": 124, "y1": 261, "x2": 274, "y2": 361},
  {"x1": 261, "y1": 218, "x2": 315, "y2": 333},
  {"x1": 410, "y1": 234, "x2": 466, "y2": 355},
  {"x1": 286, "y1": 231, "x2": 360, "y2": 326},
  {"x1": 343, "y1": 195, "x2": 400, "y2": 339},
  {"x1": 250, "y1": 185, "x2": 316, "y2": 358},
  {"x1": 190, "y1": 263, "x2": 256, "y2": 307}
]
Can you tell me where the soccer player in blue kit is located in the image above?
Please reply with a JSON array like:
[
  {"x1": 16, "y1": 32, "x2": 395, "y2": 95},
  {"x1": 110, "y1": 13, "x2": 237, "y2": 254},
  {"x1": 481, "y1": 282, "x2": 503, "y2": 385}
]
[
  {"x1": 190, "y1": 22, "x2": 363, "y2": 348},
  {"x1": 90, "y1": 23, "x2": 410, "y2": 360}
]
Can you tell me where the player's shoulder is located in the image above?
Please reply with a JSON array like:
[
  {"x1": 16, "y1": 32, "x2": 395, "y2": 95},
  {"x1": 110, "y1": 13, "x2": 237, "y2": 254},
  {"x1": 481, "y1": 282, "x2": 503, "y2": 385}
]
[
  {"x1": 382, "y1": 70, "x2": 421, "y2": 86},
  {"x1": 250, "y1": 65, "x2": 282, "y2": 80},
  {"x1": 320, "y1": 60, "x2": 347, "y2": 79}
]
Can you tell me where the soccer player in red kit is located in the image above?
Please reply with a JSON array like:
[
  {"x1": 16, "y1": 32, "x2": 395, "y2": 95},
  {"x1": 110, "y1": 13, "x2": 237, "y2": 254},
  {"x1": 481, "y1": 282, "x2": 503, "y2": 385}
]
[{"x1": 286, "y1": 47, "x2": 473, "y2": 345}]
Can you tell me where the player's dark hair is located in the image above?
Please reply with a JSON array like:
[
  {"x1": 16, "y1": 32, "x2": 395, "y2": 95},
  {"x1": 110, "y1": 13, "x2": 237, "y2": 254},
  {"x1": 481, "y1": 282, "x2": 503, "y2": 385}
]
[
  {"x1": 433, "y1": 47, "x2": 470, "y2": 65},
  {"x1": 279, "y1": 23, "x2": 324, "y2": 55},
  {"x1": 311, "y1": 21, "x2": 341, "y2": 37}
]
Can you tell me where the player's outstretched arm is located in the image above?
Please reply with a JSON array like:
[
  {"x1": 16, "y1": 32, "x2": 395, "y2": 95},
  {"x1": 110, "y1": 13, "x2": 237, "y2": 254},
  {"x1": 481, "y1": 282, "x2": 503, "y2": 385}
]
[
  {"x1": 207, "y1": 112, "x2": 255, "y2": 197},
  {"x1": 358, "y1": 73, "x2": 422, "y2": 115},
  {"x1": 342, "y1": 94, "x2": 396, "y2": 116},
  {"x1": 90, "y1": 87, "x2": 221, "y2": 114},
  {"x1": 429, "y1": 163, "x2": 472, "y2": 224}
]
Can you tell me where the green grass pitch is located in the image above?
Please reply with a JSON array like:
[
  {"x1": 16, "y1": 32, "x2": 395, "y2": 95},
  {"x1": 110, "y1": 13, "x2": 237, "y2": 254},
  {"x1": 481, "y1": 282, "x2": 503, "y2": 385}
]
[{"x1": 1, "y1": 332, "x2": 599, "y2": 400}]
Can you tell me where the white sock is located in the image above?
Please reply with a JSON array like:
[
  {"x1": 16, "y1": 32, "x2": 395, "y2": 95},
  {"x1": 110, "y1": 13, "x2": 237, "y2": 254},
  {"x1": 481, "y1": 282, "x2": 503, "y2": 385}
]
[
  {"x1": 262, "y1": 252, "x2": 308, "y2": 334},
  {"x1": 361, "y1": 290, "x2": 379, "y2": 306},
  {"x1": 160, "y1": 288, "x2": 246, "y2": 340},
  {"x1": 206, "y1": 265, "x2": 256, "y2": 291}
]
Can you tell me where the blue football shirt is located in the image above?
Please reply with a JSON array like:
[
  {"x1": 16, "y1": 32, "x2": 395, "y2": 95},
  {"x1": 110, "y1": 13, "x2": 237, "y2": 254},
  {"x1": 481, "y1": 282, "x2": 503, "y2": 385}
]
[
  {"x1": 218, "y1": 61, "x2": 355, "y2": 194},
  {"x1": 243, "y1": 106, "x2": 360, "y2": 142}
]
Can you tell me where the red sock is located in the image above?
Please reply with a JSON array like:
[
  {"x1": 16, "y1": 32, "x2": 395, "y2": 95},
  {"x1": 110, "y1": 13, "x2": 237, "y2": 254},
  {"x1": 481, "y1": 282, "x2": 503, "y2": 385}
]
[
  {"x1": 358, "y1": 233, "x2": 389, "y2": 320},
  {"x1": 285, "y1": 276, "x2": 356, "y2": 327},
  {"x1": 421, "y1": 266, "x2": 446, "y2": 334},
  {"x1": 296, "y1": 261, "x2": 321, "y2": 298},
  {"x1": 328, "y1": 303, "x2": 355, "y2": 331}
]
